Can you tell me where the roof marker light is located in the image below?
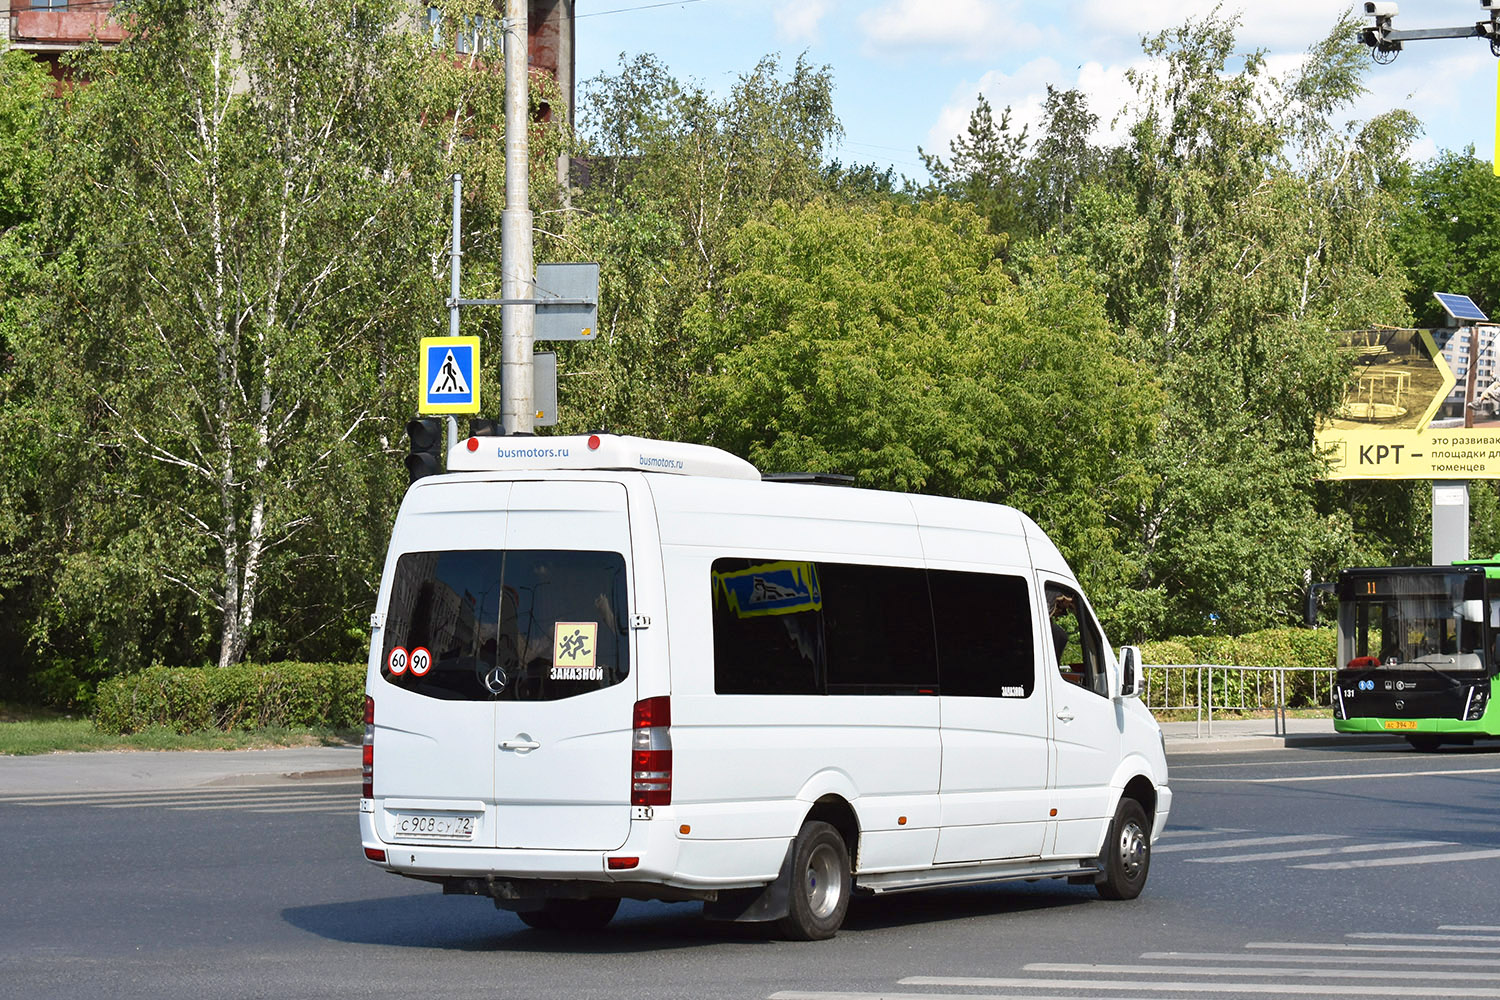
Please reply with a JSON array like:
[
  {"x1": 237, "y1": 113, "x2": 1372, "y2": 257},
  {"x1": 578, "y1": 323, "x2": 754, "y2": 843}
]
[
  {"x1": 466, "y1": 437, "x2": 479, "y2": 452},
  {"x1": 588, "y1": 434, "x2": 601, "y2": 450}
]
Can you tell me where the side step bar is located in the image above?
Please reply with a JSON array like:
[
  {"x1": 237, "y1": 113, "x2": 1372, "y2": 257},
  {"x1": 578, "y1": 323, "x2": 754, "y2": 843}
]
[{"x1": 856, "y1": 859, "x2": 1100, "y2": 895}]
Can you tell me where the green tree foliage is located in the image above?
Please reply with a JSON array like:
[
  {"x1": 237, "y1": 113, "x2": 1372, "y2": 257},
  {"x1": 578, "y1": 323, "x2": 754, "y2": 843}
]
[
  {"x1": 556, "y1": 53, "x2": 842, "y2": 436},
  {"x1": 920, "y1": 94, "x2": 1030, "y2": 244},
  {"x1": 687, "y1": 199, "x2": 1160, "y2": 606},
  {"x1": 1022, "y1": 86, "x2": 1105, "y2": 236},
  {"x1": 0, "y1": 46, "x2": 73, "y2": 699},
  {"x1": 3, "y1": 0, "x2": 566, "y2": 697},
  {"x1": 1392, "y1": 149, "x2": 1500, "y2": 326},
  {"x1": 1048, "y1": 9, "x2": 1417, "y2": 636}
]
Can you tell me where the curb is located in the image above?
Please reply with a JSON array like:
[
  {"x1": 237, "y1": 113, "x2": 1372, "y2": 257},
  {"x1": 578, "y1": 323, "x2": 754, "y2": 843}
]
[{"x1": 1166, "y1": 733, "x2": 1405, "y2": 753}]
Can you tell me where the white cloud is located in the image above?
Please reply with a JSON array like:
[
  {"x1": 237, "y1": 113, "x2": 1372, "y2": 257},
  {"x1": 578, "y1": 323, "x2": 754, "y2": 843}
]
[
  {"x1": 1076, "y1": 0, "x2": 1360, "y2": 55},
  {"x1": 774, "y1": 0, "x2": 833, "y2": 45},
  {"x1": 857, "y1": 0, "x2": 1043, "y2": 60}
]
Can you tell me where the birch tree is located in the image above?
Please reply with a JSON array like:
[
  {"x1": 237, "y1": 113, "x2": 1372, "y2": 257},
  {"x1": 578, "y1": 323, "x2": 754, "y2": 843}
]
[
  {"x1": 1053, "y1": 9, "x2": 1418, "y2": 634},
  {"x1": 39, "y1": 0, "x2": 438, "y2": 669}
]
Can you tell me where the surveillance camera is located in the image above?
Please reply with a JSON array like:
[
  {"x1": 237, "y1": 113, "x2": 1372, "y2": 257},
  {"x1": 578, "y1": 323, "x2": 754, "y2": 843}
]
[{"x1": 1364, "y1": 1, "x2": 1397, "y2": 16}]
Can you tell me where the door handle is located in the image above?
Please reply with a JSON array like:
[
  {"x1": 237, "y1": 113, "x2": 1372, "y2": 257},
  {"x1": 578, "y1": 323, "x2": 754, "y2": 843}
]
[
  {"x1": 499, "y1": 739, "x2": 541, "y2": 751},
  {"x1": 1056, "y1": 709, "x2": 1075, "y2": 723}
]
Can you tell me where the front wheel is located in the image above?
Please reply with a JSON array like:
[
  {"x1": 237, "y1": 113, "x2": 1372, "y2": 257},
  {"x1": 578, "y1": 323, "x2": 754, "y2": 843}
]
[
  {"x1": 1096, "y1": 797, "x2": 1151, "y2": 901},
  {"x1": 1407, "y1": 735, "x2": 1444, "y2": 752},
  {"x1": 775, "y1": 821, "x2": 851, "y2": 941}
]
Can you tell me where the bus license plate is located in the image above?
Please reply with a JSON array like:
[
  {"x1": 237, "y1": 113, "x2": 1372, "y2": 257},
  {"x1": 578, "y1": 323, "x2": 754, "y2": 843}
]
[
  {"x1": 1383, "y1": 721, "x2": 1418, "y2": 731},
  {"x1": 389, "y1": 812, "x2": 477, "y2": 841}
]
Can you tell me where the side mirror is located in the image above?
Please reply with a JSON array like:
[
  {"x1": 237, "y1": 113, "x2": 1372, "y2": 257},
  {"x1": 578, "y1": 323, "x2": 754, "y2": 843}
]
[{"x1": 1117, "y1": 646, "x2": 1143, "y2": 699}]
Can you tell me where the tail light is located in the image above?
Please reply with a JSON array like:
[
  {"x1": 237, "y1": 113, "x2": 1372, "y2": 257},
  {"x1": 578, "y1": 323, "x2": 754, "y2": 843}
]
[
  {"x1": 632, "y1": 696, "x2": 671, "y2": 806},
  {"x1": 362, "y1": 695, "x2": 375, "y2": 799}
]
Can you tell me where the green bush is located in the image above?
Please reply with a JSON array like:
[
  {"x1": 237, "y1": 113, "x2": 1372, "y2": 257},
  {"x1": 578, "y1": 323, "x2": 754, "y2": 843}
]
[{"x1": 93, "y1": 662, "x2": 365, "y2": 735}]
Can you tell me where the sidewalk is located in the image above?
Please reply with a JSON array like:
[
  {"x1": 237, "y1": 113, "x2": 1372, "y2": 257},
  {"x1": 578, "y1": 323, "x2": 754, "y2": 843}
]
[
  {"x1": 1160, "y1": 715, "x2": 1395, "y2": 753},
  {"x1": 0, "y1": 745, "x2": 360, "y2": 795},
  {"x1": 0, "y1": 718, "x2": 1395, "y2": 794}
]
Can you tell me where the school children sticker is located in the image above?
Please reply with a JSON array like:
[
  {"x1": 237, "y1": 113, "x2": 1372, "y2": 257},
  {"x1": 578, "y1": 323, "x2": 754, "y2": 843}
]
[{"x1": 552, "y1": 622, "x2": 601, "y2": 680}]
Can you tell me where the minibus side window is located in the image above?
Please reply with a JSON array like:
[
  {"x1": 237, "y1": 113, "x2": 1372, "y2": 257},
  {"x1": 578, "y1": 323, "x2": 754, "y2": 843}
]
[
  {"x1": 929, "y1": 570, "x2": 1035, "y2": 698},
  {"x1": 711, "y1": 559, "x2": 824, "y2": 695},
  {"x1": 820, "y1": 563, "x2": 938, "y2": 694}
]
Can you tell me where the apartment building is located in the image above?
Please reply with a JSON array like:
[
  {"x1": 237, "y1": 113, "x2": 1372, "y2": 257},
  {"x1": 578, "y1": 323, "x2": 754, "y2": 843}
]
[
  {"x1": 2, "y1": 0, "x2": 126, "y2": 83},
  {"x1": 4, "y1": 1, "x2": 573, "y2": 115}
]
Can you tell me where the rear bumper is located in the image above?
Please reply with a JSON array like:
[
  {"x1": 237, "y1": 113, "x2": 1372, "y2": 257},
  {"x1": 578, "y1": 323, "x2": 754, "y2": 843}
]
[{"x1": 360, "y1": 806, "x2": 786, "y2": 891}]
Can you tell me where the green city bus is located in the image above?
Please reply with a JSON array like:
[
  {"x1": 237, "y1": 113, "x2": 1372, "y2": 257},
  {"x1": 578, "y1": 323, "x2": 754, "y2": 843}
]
[{"x1": 1336, "y1": 558, "x2": 1500, "y2": 750}]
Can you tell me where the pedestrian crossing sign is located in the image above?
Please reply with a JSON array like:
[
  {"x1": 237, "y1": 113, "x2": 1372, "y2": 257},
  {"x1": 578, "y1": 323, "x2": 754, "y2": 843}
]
[{"x1": 419, "y1": 336, "x2": 480, "y2": 414}]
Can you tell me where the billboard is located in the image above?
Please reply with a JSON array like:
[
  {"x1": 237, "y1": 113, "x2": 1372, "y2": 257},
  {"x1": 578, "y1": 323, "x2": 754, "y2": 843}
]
[{"x1": 1312, "y1": 326, "x2": 1500, "y2": 480}]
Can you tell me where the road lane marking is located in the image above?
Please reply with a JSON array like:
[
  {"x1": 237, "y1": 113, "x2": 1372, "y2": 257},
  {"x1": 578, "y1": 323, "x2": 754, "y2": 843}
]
[
  {"x1": 900, "y1": 976, "x2": 1500, "y2": 996},
  {"x1": 1447, "y1": 927, "x2": 1500, "y2": 933},
  {"x1": 1248, "y1": 941, "x2": 1500, "y2": 954},
  {"x1": 1184, "y1": 840, "x2": 1453, "y2": 863},
  {"x1": 1156, "y1": 827, "x2": 1248, "y2": 839},
  {"x1": 1142, "y1": 951, "x2": 1500, "y2": 967},
  {"x1": 1348, "y1": 931, "x2": 1500, "y2": 942},
  {"x1": 1176, "y1": 766, "x2": 1500, "y2": 783},
  {"x1": 1296, "y1": 849, "x2": 1500, "y2": 870},
  {"x1": 1153, "y1": 834, "x2": 1343, "y2": 854},
  {"x1": 1023, "y1": 962, "x2": 1500, "y2": 982}
]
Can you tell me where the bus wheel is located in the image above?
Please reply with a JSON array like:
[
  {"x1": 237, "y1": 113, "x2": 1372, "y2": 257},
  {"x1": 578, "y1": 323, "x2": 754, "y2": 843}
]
[
  {"x1": 1407, "y1": 735, "x2": 1444, "y2": 752},
  {"x1": 776, "y1": 821, "x2": 851, "y2": 941},
  {"x1": 1096, "y1": 798, "x2": 1151, "y2": 901},
  {"x1": 518, "y1": 897, "x2": 619, "y2": 931}
]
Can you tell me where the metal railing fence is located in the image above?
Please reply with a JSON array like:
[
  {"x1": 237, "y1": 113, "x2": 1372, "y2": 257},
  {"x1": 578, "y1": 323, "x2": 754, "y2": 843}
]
[{"x1": 1141, "y1": 663, "x2": 1336, "y2": 737}]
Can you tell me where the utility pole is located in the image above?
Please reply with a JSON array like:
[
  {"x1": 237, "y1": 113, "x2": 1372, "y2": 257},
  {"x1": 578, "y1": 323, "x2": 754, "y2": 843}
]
[{"x1": 501, "y1": 0, "x2": 535, "y2": 434}]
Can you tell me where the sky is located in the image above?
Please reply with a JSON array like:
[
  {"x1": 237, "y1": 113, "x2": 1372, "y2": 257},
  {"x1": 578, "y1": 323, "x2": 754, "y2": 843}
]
[{"x1": 572, "y1": 0, "x2": 1500, "y2": 182}]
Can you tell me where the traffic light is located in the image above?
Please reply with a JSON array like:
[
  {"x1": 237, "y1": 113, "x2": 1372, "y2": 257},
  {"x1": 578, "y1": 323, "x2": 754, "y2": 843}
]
[
  {"x1": 469, "y1": 418, "x2": 500, "y2": 437},
  {"x1": 405, "y1": 417, "x2": 444, "y2": 484}
]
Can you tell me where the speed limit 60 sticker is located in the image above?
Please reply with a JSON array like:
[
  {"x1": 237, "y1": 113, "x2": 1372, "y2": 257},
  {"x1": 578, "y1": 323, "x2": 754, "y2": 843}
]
[{"x1": 387, "y1": 646, "x2": 409, "y2": 675}]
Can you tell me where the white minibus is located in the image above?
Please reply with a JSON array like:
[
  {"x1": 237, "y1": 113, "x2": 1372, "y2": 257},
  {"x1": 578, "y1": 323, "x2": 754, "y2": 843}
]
[{"x1": 360, "y1": 433, "x2": 1171, "y2": 939}]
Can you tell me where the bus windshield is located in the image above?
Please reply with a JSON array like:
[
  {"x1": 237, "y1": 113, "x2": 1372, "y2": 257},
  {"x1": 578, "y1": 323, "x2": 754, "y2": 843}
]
[{"x1": 1338, "y1": 571, "x2": 1489, "y2": 675}]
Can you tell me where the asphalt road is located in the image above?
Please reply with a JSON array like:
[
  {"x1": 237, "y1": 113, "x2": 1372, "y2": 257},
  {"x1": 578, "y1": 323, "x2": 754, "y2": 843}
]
[{"x1": 3, "y1": 739, "x2": 1500, "y2": 1000}]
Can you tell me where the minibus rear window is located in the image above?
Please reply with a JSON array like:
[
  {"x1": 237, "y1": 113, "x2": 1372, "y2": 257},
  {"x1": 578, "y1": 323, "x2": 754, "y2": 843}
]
[{"x1": 380, "y1": 549, "x2": 629, "y2": 701}]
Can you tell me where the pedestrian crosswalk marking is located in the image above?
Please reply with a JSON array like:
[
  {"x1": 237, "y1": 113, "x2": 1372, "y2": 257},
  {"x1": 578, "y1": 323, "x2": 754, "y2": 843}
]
[
  {"x1": 1153, "y1": 834, "x2": 1343, "y2": 854},
  {"x1": 1185, "y1": 839, "x2": 1452, "y2": 864},
  {"x1": 1, "y1": 782, "x2": 355, "y2": 815},
  {"x1": 1297, "y1": 848, "x2": 1500, "y2": 870},
  {"x1": 768, "y1": 923, "x2": 1492, "y2": 999},
  {"x1": 1143, "y1": 950, "x2": 1500, "y2": 968}
]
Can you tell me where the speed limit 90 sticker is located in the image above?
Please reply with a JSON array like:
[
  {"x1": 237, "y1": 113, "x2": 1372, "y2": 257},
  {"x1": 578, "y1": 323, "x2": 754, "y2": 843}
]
[{"x1": 409, "y1": 647, "x2": 432, "y2": 676}]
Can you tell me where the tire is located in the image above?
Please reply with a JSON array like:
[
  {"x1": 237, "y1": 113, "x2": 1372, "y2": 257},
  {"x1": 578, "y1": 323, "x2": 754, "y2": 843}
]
[
  {"x1": 516, "y1": 897, "x2": 619, "y2": 931},
  {"x1": 775, "y1": 821, "x2": 852, "y2": 941},
  {"x1": 1407, "y1": 735, "x2": 1444, "y2": 752},
  {"x1": 1096, "y1": 797, "x2": 1151, "y2": 901}
]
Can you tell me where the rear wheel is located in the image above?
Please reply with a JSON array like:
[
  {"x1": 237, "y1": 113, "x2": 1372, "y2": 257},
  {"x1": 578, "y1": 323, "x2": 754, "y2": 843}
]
[
  {"x1": 516, "y1": 897, "x2": 620, "y2": 931},
  {"x1": 1096, "y1": 797, "x2": 1151, "y2": 901},
  {"x1": 775, "y1": 821, "x2": 851, "y2": 941}
]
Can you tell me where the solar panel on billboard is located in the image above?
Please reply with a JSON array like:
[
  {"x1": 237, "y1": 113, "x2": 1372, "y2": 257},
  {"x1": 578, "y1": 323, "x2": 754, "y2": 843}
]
[{"x1": 1435, "y1": 292, "x2": 1489, "y2": 322}]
